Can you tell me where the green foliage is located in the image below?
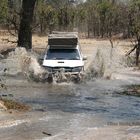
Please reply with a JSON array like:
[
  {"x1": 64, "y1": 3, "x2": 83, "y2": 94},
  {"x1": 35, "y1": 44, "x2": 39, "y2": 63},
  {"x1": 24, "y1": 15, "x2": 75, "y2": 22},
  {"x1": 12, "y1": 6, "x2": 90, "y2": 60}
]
[
  {"x1": 36, "y1": 0, "x2": 78, "y2": 32},
  {"x1": 77, "y1": 4, "x2": 86, "y2": 22},
  {"x1": 129, "y1": 0, "x2": 140, "y2": 39},
  {"x1": 97, "y1": 0, "x2": 112, "y2": 15},
  {"x1": 0, "y1": 0, "x2": 8, "y2": 23},
  {"x1": 36, "y1": 0, "x2": 57, "y2": 33},
  {"x1": 1, "y1": 0, "x2": 139, "y2": 39}
]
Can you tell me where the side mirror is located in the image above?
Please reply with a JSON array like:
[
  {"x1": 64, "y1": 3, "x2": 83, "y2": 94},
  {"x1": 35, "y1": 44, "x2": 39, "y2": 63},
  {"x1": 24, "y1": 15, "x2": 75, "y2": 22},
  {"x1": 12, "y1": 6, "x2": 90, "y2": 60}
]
[{"x1": 83, "y1": 56, "x2": 87, "y2": 61}]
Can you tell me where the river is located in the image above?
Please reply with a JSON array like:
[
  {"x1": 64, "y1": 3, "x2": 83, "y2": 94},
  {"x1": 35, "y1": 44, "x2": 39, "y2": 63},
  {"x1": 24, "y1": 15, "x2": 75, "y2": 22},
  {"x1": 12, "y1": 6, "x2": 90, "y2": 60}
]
[{"x1": 0, "y1": 40, "x2": 140, "y2": 140}]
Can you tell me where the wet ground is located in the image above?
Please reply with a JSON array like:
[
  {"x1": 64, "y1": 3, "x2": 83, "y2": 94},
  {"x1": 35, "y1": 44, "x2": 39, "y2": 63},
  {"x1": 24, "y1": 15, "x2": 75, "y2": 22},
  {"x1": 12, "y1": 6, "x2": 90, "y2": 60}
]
[{"x1": 1, "y1": 39, "x2": 140, "y2": 140}]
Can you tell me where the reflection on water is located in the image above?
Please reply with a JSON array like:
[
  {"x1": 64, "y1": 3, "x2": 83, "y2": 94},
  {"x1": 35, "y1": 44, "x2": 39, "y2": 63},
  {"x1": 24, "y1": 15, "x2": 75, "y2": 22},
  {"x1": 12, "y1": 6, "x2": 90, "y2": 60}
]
[
  {"x1": 1, "y1": 81, "x2": 139, "y2": 123},
  {"x1": 21, "y1": 85, "x2": 140, "y2": 122}
]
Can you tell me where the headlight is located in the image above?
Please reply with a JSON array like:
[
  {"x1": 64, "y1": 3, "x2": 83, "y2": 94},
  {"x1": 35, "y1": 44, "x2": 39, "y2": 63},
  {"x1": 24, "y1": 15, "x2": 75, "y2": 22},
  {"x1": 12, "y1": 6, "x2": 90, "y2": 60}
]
[{"x1": 72, "y1": 67, "x2": 83, "y2": 72}]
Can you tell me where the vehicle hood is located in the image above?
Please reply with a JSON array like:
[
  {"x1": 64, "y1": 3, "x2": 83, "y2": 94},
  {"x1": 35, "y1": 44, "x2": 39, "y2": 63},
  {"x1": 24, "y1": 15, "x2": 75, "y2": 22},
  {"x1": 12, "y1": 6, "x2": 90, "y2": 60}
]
[{"x1": 42, "y1": 60, "x2": 84, "y2": 67}]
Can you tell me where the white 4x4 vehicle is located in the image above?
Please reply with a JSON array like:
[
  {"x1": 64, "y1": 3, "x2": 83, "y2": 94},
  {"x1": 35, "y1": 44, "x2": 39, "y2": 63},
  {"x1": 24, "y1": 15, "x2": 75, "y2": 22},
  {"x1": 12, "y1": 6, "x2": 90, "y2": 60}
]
[{"x1": 42, "y1": 32, "x2": 86, "y2": 81}]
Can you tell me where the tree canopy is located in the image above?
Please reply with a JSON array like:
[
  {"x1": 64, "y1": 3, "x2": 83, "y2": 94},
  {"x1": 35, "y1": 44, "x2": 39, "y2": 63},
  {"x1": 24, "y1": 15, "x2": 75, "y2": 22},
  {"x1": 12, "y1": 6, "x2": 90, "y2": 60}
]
[{"x1": 1, "y1": 0, "x2": 140, "y2": 57}]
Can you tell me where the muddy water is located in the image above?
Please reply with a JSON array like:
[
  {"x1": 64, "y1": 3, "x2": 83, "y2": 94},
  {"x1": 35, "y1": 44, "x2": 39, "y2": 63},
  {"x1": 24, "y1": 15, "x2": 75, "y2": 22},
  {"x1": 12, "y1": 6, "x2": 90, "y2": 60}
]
[{"x1": 1, "y1": 41, "x2": 140, "y2": 140}]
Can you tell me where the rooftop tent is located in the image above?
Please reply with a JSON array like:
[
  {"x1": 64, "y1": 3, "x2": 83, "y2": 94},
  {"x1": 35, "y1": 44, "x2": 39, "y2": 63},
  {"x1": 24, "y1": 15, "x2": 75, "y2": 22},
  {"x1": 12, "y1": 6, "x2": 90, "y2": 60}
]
[{"x1": 48, "y1": 32, "x2": 78, "y2": 46}]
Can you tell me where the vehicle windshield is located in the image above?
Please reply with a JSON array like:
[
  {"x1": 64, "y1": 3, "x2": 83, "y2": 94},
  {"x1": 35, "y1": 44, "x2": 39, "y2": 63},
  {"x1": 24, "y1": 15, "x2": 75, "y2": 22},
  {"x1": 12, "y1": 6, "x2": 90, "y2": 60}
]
[{"x1": 46, "y1": 49, "x2": 80, "y2": 60}]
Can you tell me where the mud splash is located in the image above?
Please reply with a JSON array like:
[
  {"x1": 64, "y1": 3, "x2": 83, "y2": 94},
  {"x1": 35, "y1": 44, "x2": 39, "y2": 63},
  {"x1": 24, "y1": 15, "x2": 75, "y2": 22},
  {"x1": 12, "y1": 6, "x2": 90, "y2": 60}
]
[
  {"x1": 0, "y1": 45, "x2": 130, "y2": 83},
  {"x1": 0, "y1": 48, "x2": 48, "y2": 82},
  {"x1": 0, "y1": 48, "x2": 84, "y2": 83},
  {"x1": 85, "y1": 46, "x2": 127, "y2": 80}
]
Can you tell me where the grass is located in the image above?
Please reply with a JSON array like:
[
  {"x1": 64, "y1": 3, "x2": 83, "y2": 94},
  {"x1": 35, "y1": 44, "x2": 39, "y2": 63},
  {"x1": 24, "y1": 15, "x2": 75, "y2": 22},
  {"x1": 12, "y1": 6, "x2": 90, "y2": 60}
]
[{"x1": 1, "y1": 99, "x2": 30, "y2": 111}]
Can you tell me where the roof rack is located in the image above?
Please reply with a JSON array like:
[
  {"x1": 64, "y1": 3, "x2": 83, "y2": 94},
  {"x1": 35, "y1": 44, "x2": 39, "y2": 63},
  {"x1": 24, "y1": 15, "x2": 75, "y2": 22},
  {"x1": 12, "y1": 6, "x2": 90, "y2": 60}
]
[{"x1": 48, "y1": 32, "x2": 78, "y2": 45}]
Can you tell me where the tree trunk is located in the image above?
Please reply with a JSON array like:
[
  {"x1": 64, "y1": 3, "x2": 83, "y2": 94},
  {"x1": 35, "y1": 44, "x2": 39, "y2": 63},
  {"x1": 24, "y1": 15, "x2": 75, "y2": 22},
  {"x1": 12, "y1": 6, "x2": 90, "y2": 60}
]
[
  {"x1": 136, "y1": 39, "x2": 140, "y2": 66},
  {"x1": 18, "y1": 0, "x2": 36, "y2": 50}
]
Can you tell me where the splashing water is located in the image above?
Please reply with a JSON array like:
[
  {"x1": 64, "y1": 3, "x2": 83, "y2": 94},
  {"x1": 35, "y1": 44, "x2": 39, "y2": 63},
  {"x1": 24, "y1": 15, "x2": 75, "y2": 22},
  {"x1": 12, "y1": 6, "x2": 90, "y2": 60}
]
[
  {"x1": 0, "y1": 48, "x2": 48, "y2": 82},
  {"x1": 18, "y1": 49, "x2": 48, "y2": 81},
  {"x1": 0, "y1": 48, "x2": 79, "y2": 83},
  {"x1": 85, "y1": 45, "x2": 126, "y2": 80},
  {"x1": 0, "y1": 44, "x2": 128, "y2": 83}
]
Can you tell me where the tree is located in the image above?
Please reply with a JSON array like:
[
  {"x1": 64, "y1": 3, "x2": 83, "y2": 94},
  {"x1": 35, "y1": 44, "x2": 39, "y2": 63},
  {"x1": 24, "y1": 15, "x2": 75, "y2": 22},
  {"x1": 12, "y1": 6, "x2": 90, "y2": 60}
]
[
  {"x1": 0, "y1": 0, "x2": 8, "y2": 24},
  {"x1": 46, "y1": 0, "x2": 77, "y2": 31},
  {"x1": 126, "y1": 0, "x2": 140, "y2": 65},
  {"x1": 18, "y1": 0, "x2": 36, "y2": 50},
  {"x1": 36, "y1": 0, "x2": 57, "y2": 34}
]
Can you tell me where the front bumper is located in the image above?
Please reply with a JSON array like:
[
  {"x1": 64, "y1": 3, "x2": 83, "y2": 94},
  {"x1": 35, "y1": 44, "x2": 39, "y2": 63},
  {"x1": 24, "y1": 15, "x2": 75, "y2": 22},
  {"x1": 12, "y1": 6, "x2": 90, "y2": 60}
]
[{"x1": 44, "y1": 66, "x2": 84, "y2": 74}]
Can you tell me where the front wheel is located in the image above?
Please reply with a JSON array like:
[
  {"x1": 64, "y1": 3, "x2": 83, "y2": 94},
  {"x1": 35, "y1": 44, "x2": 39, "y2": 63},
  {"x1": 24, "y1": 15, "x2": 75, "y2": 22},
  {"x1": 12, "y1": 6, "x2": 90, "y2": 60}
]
[
  {"x1": 47, "y1": 73, "x2": 53, "y2": 83},
  {"x1": 70, "y1": 73, "x2": 83, "y2": 83}
]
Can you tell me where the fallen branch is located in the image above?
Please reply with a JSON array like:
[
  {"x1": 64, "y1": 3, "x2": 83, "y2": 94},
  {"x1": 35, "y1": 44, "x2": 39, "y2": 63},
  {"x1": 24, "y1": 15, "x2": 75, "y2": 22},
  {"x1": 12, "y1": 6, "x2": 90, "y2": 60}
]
[
  {"x1": 42, "y1": 132, "x2": 52, "y2": 136},
  {"x1": 125, "y1": 45, "x2": 137, "y2": 56}
]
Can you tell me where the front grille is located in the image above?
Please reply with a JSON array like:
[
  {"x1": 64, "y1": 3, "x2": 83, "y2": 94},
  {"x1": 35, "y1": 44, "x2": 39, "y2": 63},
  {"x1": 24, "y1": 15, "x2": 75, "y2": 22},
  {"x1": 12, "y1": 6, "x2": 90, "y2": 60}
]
[{"x1": 52, "y1": 67, "x2": 72, "y2": 72}]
